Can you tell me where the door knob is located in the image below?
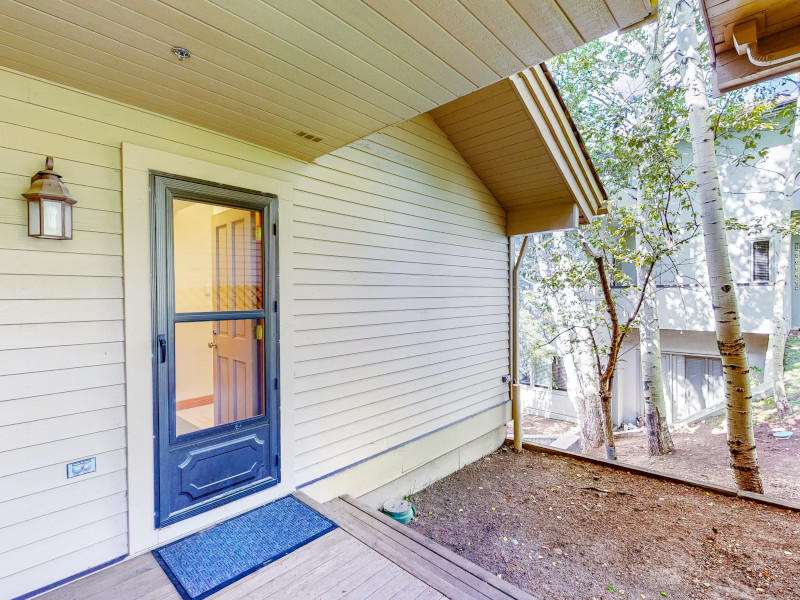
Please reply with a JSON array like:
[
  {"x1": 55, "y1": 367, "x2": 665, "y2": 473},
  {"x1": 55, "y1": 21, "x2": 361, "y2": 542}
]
[{"x1": 208, "y1": 341, "x2": 217, "y2": 349}]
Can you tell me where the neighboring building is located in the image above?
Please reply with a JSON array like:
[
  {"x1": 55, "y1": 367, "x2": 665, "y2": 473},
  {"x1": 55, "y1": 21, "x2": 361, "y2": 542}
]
[
  {"x1": 522, "y1": 108, "x2": 798, "y2": 427},
  {"x1": 0, "y1": 2, "x2": 659, "y2": 598}
]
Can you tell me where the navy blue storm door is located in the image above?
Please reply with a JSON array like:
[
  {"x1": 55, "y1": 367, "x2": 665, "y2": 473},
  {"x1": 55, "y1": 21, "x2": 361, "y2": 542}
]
[{"x1": 151, "y1": 174, "x2": 279, "y2": 527}]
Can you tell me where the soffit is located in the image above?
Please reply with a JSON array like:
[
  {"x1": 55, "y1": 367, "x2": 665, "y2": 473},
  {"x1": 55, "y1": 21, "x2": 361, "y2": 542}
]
[
  {"x1": 0, "y1": 0, "x2": 653, "y2": 161},
  {"x1": 430, "y1": 65, "x2": 607, "y2": 237},
  {"x1": 700, "y1": 0, "x2": 800, "y2": 95}
]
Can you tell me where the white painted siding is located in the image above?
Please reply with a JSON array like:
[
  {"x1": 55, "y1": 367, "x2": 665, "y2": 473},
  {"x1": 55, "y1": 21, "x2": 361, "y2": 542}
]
[{"x1": 0, "y1": 65, "x2": 509, "y2": 599}]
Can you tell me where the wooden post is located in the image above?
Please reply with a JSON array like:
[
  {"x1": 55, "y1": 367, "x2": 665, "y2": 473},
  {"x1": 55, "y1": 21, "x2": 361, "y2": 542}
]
[
  {"x1": 512, "y1": 236, "x2": 530, "y2": 453},
  {"x1": 512, "y1": 384, "x2": 522, "y2": 452}
]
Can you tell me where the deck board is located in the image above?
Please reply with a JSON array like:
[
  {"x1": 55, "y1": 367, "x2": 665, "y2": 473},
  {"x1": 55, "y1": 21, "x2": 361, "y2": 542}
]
[{"x1": 38, "y1": 493, "x2": 535, "y2": 600}]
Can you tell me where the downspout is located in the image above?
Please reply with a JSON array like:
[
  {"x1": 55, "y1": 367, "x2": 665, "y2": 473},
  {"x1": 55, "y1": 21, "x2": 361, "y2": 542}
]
[
  {"x1": 512, "y1": 235, "x2": 530, "y2": 452},
  {"x1": 733, "y1": 20, "x2": 800, "y2": 68}
]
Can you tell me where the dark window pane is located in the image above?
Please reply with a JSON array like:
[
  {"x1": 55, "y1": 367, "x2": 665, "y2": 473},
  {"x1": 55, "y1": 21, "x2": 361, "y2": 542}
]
[
  {"x1": 752, "y1": 240, "x2": 770, "y2": 281},
  {"x1": 552, "y1": 356, "x2": 568, "y2": 391}
]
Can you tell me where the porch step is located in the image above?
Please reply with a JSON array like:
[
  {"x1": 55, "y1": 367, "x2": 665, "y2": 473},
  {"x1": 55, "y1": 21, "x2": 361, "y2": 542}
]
[{"x1": 295, "y1": 491, "x2": 538, "y2": 600}]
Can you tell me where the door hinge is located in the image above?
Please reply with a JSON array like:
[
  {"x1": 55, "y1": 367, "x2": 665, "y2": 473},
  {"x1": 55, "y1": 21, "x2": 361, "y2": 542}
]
[
  {"x1": 255, "y1": 226, "x2": 262, "y2": 242},
  {"x1": 274, "y1": 378, "x2": 279, "y2": 390},
  {"x1": 275, "y1": 454, "x2": 280, "y2": 467},
  {"x1": 273, "y1": 300, "x2": 278, "y2": 313},
  {"x1": 255, "y1": 324, "x2": 264, "y2": 340},
  {"x1": 273, "y1": 223, "x2": 277, "y2": 236}
]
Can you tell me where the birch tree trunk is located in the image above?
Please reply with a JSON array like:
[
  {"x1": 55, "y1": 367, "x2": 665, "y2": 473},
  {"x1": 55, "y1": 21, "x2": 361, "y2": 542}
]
[
  {"x1": 770, "y1": 95, "x2": 800, "y2": 419},
  {"x1": 671, "y1": 0, "x2": 763, "y2": 493},
  {"x1": 534, "y1": 234, "x2": 605, "y2": 449},
  {"x1": 637, "y1": 14, "x2": 674, "y2": 455},
  {"x1": 639, "y1": 270, "x2": 675, "y2": 454},
  {"x1": 566, "y1": 335, "x2": 605, "y2": 451}
]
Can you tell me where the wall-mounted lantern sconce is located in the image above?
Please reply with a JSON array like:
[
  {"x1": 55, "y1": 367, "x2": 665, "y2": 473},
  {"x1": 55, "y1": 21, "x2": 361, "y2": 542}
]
[{"x1": 24, "y1": 156, "x2": 76, "y2": 240}]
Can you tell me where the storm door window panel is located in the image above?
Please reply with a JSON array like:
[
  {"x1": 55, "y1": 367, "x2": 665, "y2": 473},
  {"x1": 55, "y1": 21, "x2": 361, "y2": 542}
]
[
  {"x1": 173, "y1": 201, "x2": 263, "y2": 313},
  {"x1": 172, "y1": 200, "x2": 266, "y2": 434},
  {"x1": 174, "y1": 319, "x2": 265, "y2": 436}
]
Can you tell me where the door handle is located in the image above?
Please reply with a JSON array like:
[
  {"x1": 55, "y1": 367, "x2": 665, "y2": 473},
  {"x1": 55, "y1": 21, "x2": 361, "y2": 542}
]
[
  {"x1": 158, "y1": 334, "x2": 167, "y2": 363},
  {"x1": 208, "y1": 341, "x2": 218, "y2": 349}
]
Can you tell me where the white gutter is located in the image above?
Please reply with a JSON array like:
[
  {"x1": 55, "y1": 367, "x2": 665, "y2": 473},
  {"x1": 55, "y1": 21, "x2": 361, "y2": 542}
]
[{"x1": 733, "y1": 20, "x2": 800, "y2": 68}]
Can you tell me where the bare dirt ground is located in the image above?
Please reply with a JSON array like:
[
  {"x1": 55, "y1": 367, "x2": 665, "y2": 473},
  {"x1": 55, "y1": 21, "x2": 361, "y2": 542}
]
[
  {"x1": 507, "y1": 414, "x2": 576, "y2": 438},
  {"x1": 587, "y1": 401, "x2": 800, "y2": 502},
  {"x1": 411, "y1": 447, "x2": 800, "y2": 600},
  {"x1": 511, "y1": 332, "x2": 800, "y2": 502}
]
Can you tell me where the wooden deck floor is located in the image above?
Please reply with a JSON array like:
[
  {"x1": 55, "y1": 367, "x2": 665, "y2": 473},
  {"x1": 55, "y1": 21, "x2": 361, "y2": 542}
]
[{"x1": 39, "y1": 493, "x2": 536, "y2": 600}]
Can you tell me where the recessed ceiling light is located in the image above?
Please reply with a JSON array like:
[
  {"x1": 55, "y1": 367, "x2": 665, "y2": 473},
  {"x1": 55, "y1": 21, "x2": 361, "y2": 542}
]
[{"x1": 172, "y1": 47, "x2": 192, "y2": 61}]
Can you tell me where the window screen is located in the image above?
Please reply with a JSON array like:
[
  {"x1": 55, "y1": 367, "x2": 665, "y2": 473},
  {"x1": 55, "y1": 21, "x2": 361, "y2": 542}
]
[
  {"x1": 752, "y1": 240, "x2": 770, "y2": 282},
  {"x1": 794, "y1": 242, "x2": 800, "y2": 290},
  {"x1": 551, "y1": 356, "x2": 568, "y2": 391},
  {"x1": 532, "y1": 357, "x2": 551, "y2": 388},
  {"x1": 684, "y1": 357, "x2": 706, "y2": 416}
]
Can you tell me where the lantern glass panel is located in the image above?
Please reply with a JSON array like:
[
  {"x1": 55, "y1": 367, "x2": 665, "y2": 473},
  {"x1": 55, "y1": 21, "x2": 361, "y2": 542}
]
[
  {"x1": 28, "y1": 199, "x2": 41, "y2": 237},
  {"x1": 64, "y1": 203, "x2": 72, "y2": 239},
  {"x1": 42, "y1": 200, "x2": 62, "y2": 237}
]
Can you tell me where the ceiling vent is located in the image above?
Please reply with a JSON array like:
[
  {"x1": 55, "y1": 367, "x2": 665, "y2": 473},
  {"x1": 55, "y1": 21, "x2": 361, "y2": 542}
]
[{"x1": 295, "y1": 130, "x2": 323, "y2": 143}]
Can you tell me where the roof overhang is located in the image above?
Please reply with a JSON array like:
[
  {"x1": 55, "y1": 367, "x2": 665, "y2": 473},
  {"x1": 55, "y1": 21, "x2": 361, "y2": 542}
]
[
  {"x1": 430, "y1": 65, "x2": 607, "y2": 237},
  {"x1": 0, "y1": 0, "x2": 654, "y2": 161},
  {"x1": 699, "y1": 0, "x2": 800, "y2": 96}
]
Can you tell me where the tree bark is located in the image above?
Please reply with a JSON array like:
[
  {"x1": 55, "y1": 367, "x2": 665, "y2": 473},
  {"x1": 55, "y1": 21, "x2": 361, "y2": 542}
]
[
  {"x1": 599, "y1": 391, "x2": 617, "y2": 460},
  {"x1": 671, "y1": 0, "x2": 763, "y2": 493},
  {"x1": 769, "y1": 95, "x2": 800, "y2": 419},
  {"x1": 564, "y1": 338, "x2": 605, "y2": 451},
  {"x1": 534, "y1": 233, "x2": 606, "y2": 450},
  {"x1": 636, "y1": 3, "x2": 674, "y2": 456},
  {"x1": 639, "y1": 274, "x2": 675, "y2": 454}
]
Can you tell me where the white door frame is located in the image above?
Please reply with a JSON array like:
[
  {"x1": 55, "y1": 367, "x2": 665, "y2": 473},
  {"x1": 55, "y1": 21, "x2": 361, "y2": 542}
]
[{"x1": 121, "y1": 143, "x2": 297, "y2": 555}]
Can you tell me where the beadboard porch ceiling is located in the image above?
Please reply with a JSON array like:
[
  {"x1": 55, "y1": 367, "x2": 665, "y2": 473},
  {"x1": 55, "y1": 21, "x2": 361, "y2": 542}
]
[
  {"x1": 0, "y1": 0, "x2": 654, "y2": 161},
  {"x1": 431, "y1": 65, "x2": 607, "y2": 235}
]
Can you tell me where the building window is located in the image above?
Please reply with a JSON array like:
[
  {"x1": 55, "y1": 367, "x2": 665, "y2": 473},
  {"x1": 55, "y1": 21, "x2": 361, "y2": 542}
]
[
  {"x1": 551, "y1": 356, "x2": 568, "y2": 391},
  {"x1": 795, "y1": 242, "x2": 800, "y2": 290},
  {"x1": 532, "y1": 356, "x2": 551, "y2": 389},
  {"x1": 752, "y1": 239, "x2": 770, "y2": 282},
  {"x1": 612, "y1": 235, "x2": 638, "y2": 287},
  {"x1": 532, "y1": 355, "x2": 568, "y2": 391}
]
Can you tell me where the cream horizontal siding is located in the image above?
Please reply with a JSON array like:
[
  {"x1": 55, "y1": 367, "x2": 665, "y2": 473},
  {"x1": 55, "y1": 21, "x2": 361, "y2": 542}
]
[
  {"x1": 293, "y1": 121, "x2": 509, "y2": 485},
  {"x1": 0, "y1": 64, "x2": 129, "y2": 600},
  {"x1": 0, "y1": 65, "x2": 508, "y2": 599}
]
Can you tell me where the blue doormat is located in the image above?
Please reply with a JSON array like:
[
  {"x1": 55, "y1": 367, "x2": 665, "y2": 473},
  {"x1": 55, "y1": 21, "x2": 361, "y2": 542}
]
[{"x1": 152, "y1": 495, "x2": 337, "y2": 600}]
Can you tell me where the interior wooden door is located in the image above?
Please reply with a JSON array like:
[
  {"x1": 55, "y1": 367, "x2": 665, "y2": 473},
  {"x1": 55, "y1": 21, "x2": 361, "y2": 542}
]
[{"x1": 211, "y1": 209, "x2": 261, "y2": 425}]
